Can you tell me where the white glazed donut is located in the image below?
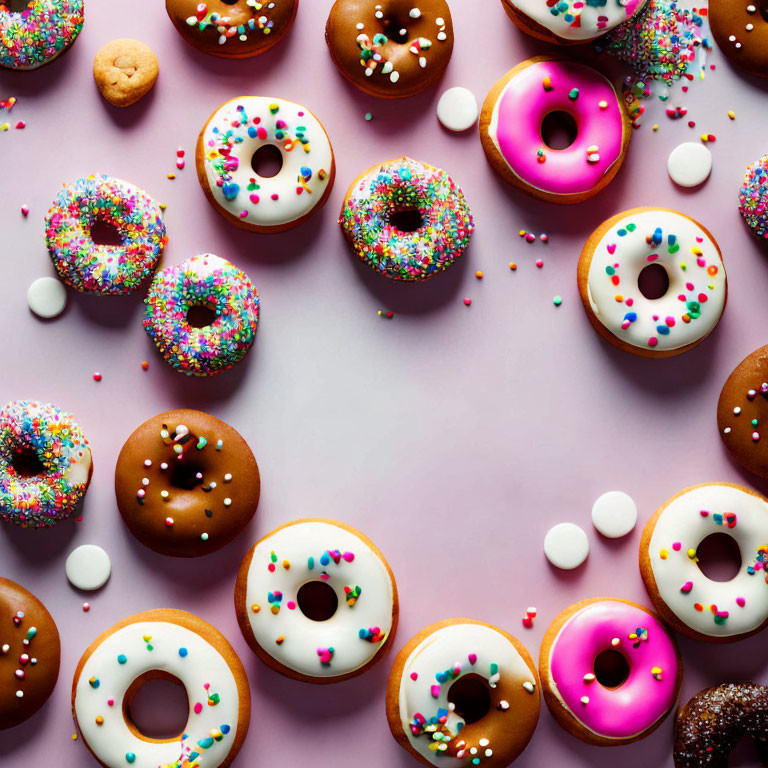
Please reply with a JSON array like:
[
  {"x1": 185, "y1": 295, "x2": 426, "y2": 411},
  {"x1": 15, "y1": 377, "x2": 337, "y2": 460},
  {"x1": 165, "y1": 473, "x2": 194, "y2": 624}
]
[
  {"x1": 235, "y1": 518, "x2": 398, "y2": 683},
  {"x1": 577, "y1": 208, "x2": 727, "y2": 357},
  {"x1": 196, "y1": 96, "x2": 335, "y2": 233},
  {"x1": 386, "y1": 619, "x2": 540, "y2": 768},
  {"x1": 641, "y1": 483, "x2": 768, "y2": 642},
  {"x1": 72, "y1": 610, "x2": 250, "y2": 768}
]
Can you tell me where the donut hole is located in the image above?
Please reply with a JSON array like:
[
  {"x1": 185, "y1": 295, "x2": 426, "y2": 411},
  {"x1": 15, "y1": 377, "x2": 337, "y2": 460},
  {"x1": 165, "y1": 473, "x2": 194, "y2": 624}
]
[
  {"x1": 389, "y1": 209, "x2": 423, "y2": 233},
  {"x1": 540, "y1": 111, "x2": 578, "y2": 150},
  {"x1": 124, "y1": 672, "x2": 189, "y2": 742},
  {"x1": 297, "y1": 581, "x2": 339, "y2": 622},
  {"x1": 446, "y1": 674, "x2": 492, "y2": 724},
  {"x1": 637, "y1": 263, "x2": 670, "y2": 300},
  {"x1": 250, "y1": 144, "x2": 284, "y2": 179},
  {"x1": 10, "y1": 447, "x2": 45, "y2": 478},
  {"x1": 593, "y1": 649, "x2": 630, "y2": 689},
  {"x1": 89, "y1": 217, "x2": 124, "y2": 247},
  {"x1": 696, "y1": 532, "x2": 742, "y2": 582},
  {"x1": 170, "y1": 460, "x2": 205, "y2": 490},
  {"x1": 220, "y1": 0, "x2": 240, "y2": 4},
  {"x1": 385, "y1": 23, "x2": 411, "y2": 44},
  {"x1": 186, "y1": 303, "x2": 218, "y2": 329}
]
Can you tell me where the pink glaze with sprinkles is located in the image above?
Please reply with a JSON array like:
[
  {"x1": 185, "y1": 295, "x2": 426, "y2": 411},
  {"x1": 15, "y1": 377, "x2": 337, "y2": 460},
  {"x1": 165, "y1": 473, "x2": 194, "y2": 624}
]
[
  {"x1": 491, "y1": 60, "x2": 625, "y2": 197},
  {"x1": 548, "y1": 600, "x2": 679, "y2": 739}
]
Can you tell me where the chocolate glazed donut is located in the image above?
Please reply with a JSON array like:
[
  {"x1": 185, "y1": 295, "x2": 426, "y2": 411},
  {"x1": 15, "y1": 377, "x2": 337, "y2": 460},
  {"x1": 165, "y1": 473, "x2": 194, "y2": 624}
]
[
  {"x1": 710, "y1": 0, "x2": 768, "y2": 77},
  {"x1": 674, "y1": 682, "x2": 768, "y2": 767},
  {"x1": 115, "y1": 410, "x2": 260, "y2": 557}
]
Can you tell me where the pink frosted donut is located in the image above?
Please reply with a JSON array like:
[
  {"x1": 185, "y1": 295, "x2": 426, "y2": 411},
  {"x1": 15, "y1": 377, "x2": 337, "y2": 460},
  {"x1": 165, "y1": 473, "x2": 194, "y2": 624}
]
[
  {"x1": 480, "y1": 57, "x2": 630, "y2": 204},
  {"x1": 539, "y1": 598, "x2": 682, "y2": 745}
]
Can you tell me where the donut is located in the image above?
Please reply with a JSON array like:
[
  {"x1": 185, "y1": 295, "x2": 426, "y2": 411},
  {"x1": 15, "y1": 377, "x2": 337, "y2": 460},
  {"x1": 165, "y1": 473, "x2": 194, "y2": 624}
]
[
  {"x1": 115, "y1": 409, "x2": 260, "y2": 558},
  {"x1": 235, "y1": 518, "x2": 398, "y2": 683},
  {"x1": 500, "y1": 0, "x2": 648, "y2": 44},
  {"x1": 539, "y1": 598, "x2": 682, "y2": 746},
  {"x1": 479, "y1": 57, "x2": 630, "y2": 204},
  {"x1": 640, "y1": 482, "x2": 768, "y2": 643},
  {"x1": 143, "y1": 255, "x2": 259, "y2": 377},
  {"x1": 0, "y1": 400, "x2": 92, "y2": 528},
  {"x1": 739, "y1": 154, "x2": 768, "y2": 239},
  {"x1": 0, "y1": 578, "x2": 60, "y2": 730},
  {"x1": 674, "y1": 681, "x2": 768, "y2": 767},
  {"x1": 710, "y1": 0, "x2": 768, "y2": 78},
  {"x1": 72, "y1": 609, "x2": 250, "y2": 768},
  {"x1": 325, "y1": 0, "x2": 454, "y2": 99},
  {"x1": 577, "y1": 207, "x2": 727, "y2": 358},
  {"x1": 196, "y1": 96, "x2": 335, "y2": 233},
  {"x1": 165, "y1": 0, "x2": 298, "y2": 59},
  {"x1": 0, "y1": 0, "x2": 83, "y2": 70},
  {"x1": 339, "y1": 157, "x2": 474, "y2": 281},
  {"x1": 385, "y1": 618, "x2": 540, "y2": 767},
  {"x1": 45, "y1": 175, "x2": 168, "y2": 295}
]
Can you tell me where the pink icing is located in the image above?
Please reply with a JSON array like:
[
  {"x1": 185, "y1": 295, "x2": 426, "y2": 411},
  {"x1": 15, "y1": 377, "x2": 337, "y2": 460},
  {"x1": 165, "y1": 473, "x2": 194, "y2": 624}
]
[
  {"x1": 493, "y1": 60, "x2": 624, "y2": 196},
  {"x1": 549, "y1": 601, "x2": 679, "y2": 739}
]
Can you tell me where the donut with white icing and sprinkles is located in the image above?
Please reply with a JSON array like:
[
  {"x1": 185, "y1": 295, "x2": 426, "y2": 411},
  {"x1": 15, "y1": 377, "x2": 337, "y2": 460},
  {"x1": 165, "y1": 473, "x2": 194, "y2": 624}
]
[
  {"x1": 165, "y1": 0, "x2": 298, "y2": 58},
  {"x1": 500, "y1": 0, "x2": 648, "y2": 44},
  {"x1": 0, "y1": 0, "x2": 83, "y2": 70},
  {"x1": 480, "y1": 57, "x2": 630, "y2": 204},
  {"x1": 196, "y1": 96, "x2": 335, "y2": 233},
  {"x1": 640, "y1": 483, "x2": 768, "y2": 643},
  {"x1": 539, "y1": 598, "x2": 682, "y2": 746},
  {"x1": 326, "y1": 0, "x2": 454, "y2": 98},
  {"x1": 235, "y1": 518, "x2": 398, "y2": 683},
  {"x1": 72, "y1": 609, "x2": 250, "y2": 768},
  {"x1": 45, "y1": 175, "x2": 168, "y2": 295},
  {"x1": 339, "y1": 157, "x2": 474, "y2": 281},
  {"x1": 710, "y1": 0, "x2": 768, "y2": 77},
  {"x1": 115, "y1": 409, "x2": 260, "y2": 558},
  {"x1": 0, "y1": 400, "x2": 92, "y2": 529},
  {"x1": 577, "y1": 207, "x2": 727, "y2": 357},
  {"x1": 386, "y1": 618, "x2": 540, "y2": 767},
  {"x1": 0, "y1": 578, "x2": 60, "y2": 730}
]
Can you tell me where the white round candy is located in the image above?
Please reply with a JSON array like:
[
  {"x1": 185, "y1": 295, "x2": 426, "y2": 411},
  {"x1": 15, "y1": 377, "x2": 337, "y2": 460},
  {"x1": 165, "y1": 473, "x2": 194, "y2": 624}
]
[
  {"x1": 591, "y1": 491, "x2": 638, "y2": 538},
  {"x1": 27, "y1": 277, "x2": 67, "y2": 319},
  {"x1": 544, "y1": 523, "x2": 589, "y2": 570},
  {"x1": 65, "y1": 545, "x2": 112, "y2": 591},
  {"x1": 436, "y1": 87, "x2": 479, "y2": 132},
  {"x1": 667, "y1": 142, "x2": 712, "y2": 188}
]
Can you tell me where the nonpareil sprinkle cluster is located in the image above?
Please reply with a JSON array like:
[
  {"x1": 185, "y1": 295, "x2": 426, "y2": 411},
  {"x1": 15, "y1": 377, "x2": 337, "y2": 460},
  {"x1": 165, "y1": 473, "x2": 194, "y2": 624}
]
[
  {"x1": 739, "y1": 155, "x2": 768, "y2": 239},
  {"x1": 184, "y1": 0, "x2": 278, "y2": 46}
]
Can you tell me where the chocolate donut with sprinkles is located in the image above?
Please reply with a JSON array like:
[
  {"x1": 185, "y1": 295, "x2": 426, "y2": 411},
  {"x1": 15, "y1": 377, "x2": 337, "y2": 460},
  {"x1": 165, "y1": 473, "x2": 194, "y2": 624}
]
[
  {"x1": 674, "y1": 682, "x2": 768, "y2": 767},
  {"x1": 711, "y1": 0, "x2": 768, "y2": 77},
  {"x1": 339, "y1": 157, "x2": 474, "y2": 281},
  {"x1": 0, "y1": 400, "x2": 92, "y2": 529},
  {"x1": 196, "y1": 96, "x2": 335, "y2": 233},
  {"x1": 235, "y1": 518, "x2": 398, "y2": 683},
  {"x1": 0, "y1": 0, "x2": 83, "y2": 70},
  {"x1": 115, "y1": 409, "x2": 260, "y2": 558},
  {"x1": 640, "y1": 483, "x2": 768, "y2": 643},
  {"x1": 45, "y1": 175, "x2": 168, "y2": 295},
  {"x1": 326, "y1": 0, "x2": 454, "y2": 98},
  {"x1": 143, "y1": 255, "x2": 259, "y2": 377},
  {"x1": 166, "y1": 0, "x2": 298, "y2": 58},
  {"x1": 72, "y1": 609, "x2": 250, "y2": 768},
  {"x1": 577, "y1": 207, "x2": 727, "y2": 357},
  {"x1": 0, "y1": 578, "x2": 60, "y2": 730}
]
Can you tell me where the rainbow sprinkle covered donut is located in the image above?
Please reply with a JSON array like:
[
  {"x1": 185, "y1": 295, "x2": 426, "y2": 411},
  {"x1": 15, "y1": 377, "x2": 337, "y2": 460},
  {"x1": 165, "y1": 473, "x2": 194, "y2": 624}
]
[
  {"x1": 0, "y1": 400, "x2": 92, "y2": 528},
  {"x1": 739, "y1": 154, "x2": 768, "y2": 239},
  {"x1": 0, "y1": 0, "x2": 83, "y2": 70},
  {"x1": 339, "y1": 157, "x2": 474, "y2": 281},
  {"x1": 143, "y1": 254, "x2": 260, "y2": 377},
  {"x1": 45, "y1": 175, "x2": 168, "y2": 295}
]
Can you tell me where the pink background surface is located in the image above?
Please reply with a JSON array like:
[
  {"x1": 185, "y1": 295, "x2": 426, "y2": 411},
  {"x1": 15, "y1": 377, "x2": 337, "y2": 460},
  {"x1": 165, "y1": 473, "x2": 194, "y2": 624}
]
[{"x1": 1, "y1": 0, "x2": 768, "y2": 766}]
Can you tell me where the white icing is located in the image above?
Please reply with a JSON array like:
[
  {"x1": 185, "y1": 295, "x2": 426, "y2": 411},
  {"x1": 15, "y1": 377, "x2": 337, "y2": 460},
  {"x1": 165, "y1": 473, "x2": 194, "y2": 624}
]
[
  {"x1": 648, "y1": 484, "x2": 768, "y2": 638},
  {"x1": 74, "y1": 620, "x2": 241, "y2": 768},
  {"x1": 65, "y1": 545, "x2": 112, "y2": 590},
  {"x1": 592, "y1": 491, "x2": 638, "y2": 538},
  {"x1": 201, "y1": 96, "x2": 333, "y2": 229},
  {"x1": 27, "y1": 277, "x2": 67, "y2": 318},
  {"x1": 436, "y1": 87, "x2": 479, "y2": 132},
  {"x1": 243, "y1": 521, "x2": 395, "y2": 678},
  {"x1": 507, "y1": 0, "x2": 648, "y2": 41},
  {"x1": 667, "y1": 142, "x2": 712, "y2": 187},
  {"x1": 585, "y1": 209, "x2": 726, "y2": 353},
  {"x1": 544, "y1": 523, "x2": 589, "y2": 569},
  {"x1": 397, "y1": 623, "x2": 537, "y2": 767}
]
